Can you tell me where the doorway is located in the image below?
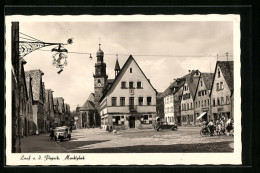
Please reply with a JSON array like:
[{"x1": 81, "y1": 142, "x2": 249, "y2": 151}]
[{"x1": 129, "y1": 116, "x2": 135, "y2": 128}]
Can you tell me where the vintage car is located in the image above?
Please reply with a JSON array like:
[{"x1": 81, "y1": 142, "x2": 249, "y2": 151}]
[
  {"x1": 155, "y1": 122, "x2": 178, "y2": 131},
  {"x1": 54, "y1": 126, "x2": 71, "y2": 142}
]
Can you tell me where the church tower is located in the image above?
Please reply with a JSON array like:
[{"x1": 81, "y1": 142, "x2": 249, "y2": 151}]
[
  {"x1": 114, "y1": 54, "x2": 120, "y2": 77},
  {"x1": 93, "y1": 42, "x2": 108, "y2": 102}
]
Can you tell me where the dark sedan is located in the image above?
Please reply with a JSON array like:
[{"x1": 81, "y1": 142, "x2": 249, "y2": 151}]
[{"x1": 155, "y1": 123, "x2": 178, "y2": 131}]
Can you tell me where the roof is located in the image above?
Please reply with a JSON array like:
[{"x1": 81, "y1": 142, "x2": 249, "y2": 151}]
[
  {"x1": 210, "y1": 61, "x2": 234, "y2": 96},
  {"x1": 162, "y1": 70, "x2": 199, "y2": 97},
  {"x1": 114, "y1": 59, "x2": 120, "y2": 70},
  {"x1": 107, "y1": 79, "x2": 114, "y2": 84},
  {"x1": 99, "y1": 55, "x2": 157, "y2": 102},
  {"x1": 79, "y1": 100, "x2": 96, "y2": 111},
  {"x1": 218, "y1": 61, "x2": 234, "y2": 91},
  {"x1": 201, "y1": 73, "x2": 214, "y2": 90},
  {"x1": 186, "y1": 74, "x2": 200, "y2": 99}
]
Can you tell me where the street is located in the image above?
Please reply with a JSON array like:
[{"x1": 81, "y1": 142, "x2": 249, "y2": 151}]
[{"x1": 21, "y1": 127, "x2": 234, "y2": 153}]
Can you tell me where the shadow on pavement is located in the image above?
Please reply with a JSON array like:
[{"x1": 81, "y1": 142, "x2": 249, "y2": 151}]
[
  {"x1": 57, "y1": 140, "x2": 110, "y2": 149},
  {"x1": 68, "y1": 141, "x2": 234, "y2": 153}
]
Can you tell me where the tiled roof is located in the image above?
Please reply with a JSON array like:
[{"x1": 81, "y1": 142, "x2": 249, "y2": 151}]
[
  {"x1": 218, "y1": 61, "x2": 234, "y2": 91},
  {"x1": 79, "y1": 100, "x2": 96, "y2": 111},
  {"x1": 186, "y1": 75, "x2": 200, "y2": 99},
  {"x1": 162, "y1": 70, "x2": 199, "y2": 97},
  {"x1": 201, "y1": 73, "x2": 214, "y2": 90}
]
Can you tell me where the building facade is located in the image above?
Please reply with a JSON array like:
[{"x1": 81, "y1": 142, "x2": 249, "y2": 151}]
[
  {"x1": 194, "y1": 73, "x2": 214, "y2": 125},
  {"x1": 99, "y1": 55, "x2": 157, "y2": 130},
  {"x1": 26, "y1": 69, "x2": 45, "y2": 134},
  {"x1": 180, "y1": 70, "x2": 200, "y2": 126},
  {"x1": 163, "y1": 78, "x2": 186, "y2": 125},
  {"x1": 210, "y1": 61, "x2": 234, "y2": 123}
]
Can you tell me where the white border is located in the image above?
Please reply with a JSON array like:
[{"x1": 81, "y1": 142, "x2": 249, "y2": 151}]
[{"x1": 5, "y1": 14, "x2": 241, "y2": 165}]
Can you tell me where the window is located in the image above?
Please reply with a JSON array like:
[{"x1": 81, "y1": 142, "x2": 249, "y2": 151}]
[
  {"x1": 196, "y1": 102, "x2": 197, "y2": 108},
  {"x1": 213, "y1": 98, "x2": 215, "y2": 106},
  {"x1": 187, "y1": 103, "x2": 189, "y2": 110},
  {"x1": 112, "y1": 116, "x2": 123, "y2": 125},
  {"x1": 204, "y1": 100, "x2": 206, "y2": 107},
  {"x1": 130, "y1": 68, "x2": 132, "y2": 73},
  {"x1": 179, "y1": 96, "x2": 182, "y2": 101},
  {"x1": 201, "y1": 81, "x2": 203, "y2": 86},
  {"x1": 137, "y1": 82, "x2": 142, "y2": 88},
  {"x1": 198, "y1": 101, "x2": 200, "y2": 107},
  {"x1": 205, "y1": 90, "x2": 207, "y2": 95},
  {"x1": 121, "y1": 82, "x2": 127, "y2": 88},
  {"x1": 191, "y1": 103, "x2": 193, "y2": 109},
  {"x1": 138, "y1": 97, "x2": 143, "y2": 106},
  {"x1": 147, "y1": 97, "x2": 152, "y2": 105},
  {"x1": 208, "y1": 99, "x2": 210, "y2": 106},
  {"x1": 98, "y1": 79, "x2": 101, "y2": 83},
  {"x1": 220, "y1": 82, "x2": 223, "y2": 89},
  {"x1": 201, "y1": 100, "x2": 204, "y2": 107},
  {"x1": 226, "y1": 96, "x2": 229, "y2": 104},
  {"x1": 217, "y1": 98, "x2": 220, "y2": 105},
  {"x1": 141, "y1": 115, "x2": 151, "y2": 124},
  {"x1": 221, "y1": 97, "x2": 224, "y2": 105},
  {"x1": 216, "y1": 83, "x2": 219, "y2": 90},
  {"x1": 218, "y1": 69, "x2": 221, "y2": 78},
  {"x1": 129, "y1": 82, "x2": 134, "y2": 88},
  {"x1": 112, "y1": 97, "x2": 117, "y2": 106},
  {"x1": 170, "y1": 96, "x2": 173, "y2": 103},
  {"x1": 120, "y1": 97, "x2": 125, "y2": 106}
]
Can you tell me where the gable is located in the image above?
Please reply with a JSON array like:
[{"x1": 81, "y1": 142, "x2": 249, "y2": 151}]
[{"x1": 100, "y1": 55, "x2": 157, "y2": 102}]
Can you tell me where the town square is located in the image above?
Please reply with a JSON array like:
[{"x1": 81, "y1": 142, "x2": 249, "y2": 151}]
[{"x1": 8, "y1": 18, "x2": 236, "y2": 155}]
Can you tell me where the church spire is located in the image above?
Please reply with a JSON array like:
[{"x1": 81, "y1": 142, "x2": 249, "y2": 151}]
[{"x1": 114, "y1": 53, "x2": 120, "y2": 77}]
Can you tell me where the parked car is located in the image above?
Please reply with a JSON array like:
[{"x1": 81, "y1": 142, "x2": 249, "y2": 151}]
[
  {"x1": 54, "y1": 126, "x2": 71, "y2": 142},
  {"x1": 155, "y1": 122, "x2": 178, "y2": 131}
]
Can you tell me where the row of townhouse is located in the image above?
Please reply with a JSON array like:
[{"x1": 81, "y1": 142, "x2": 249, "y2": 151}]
[{"x1": 163, "y1": 61, "x2": 234, "y2": 126}]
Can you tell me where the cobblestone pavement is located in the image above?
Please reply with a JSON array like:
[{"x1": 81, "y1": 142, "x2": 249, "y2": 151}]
[{"x1": 20, "y1": 126, "x2": 234, "y2": 153}]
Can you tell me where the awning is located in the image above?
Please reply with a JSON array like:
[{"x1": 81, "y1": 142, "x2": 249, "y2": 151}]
[{"x1": 196, "y1": 112, "x2": 207, "y2": 120}]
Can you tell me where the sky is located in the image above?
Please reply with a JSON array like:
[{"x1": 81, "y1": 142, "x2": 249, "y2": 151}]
[{"x1": 20, "y1": 21, "x2": 233, "y2": 110}]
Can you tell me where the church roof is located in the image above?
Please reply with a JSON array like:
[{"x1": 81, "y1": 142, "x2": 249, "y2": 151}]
[
  {"x1": 79, "y1": 100, "x2": 96, "y2": 111},
  {"x1": 99, "y1": 55, "x2": 157, "y2": 102},
  {"x1": 114, "y1": 59, "x2": 120, "y2": 71}
]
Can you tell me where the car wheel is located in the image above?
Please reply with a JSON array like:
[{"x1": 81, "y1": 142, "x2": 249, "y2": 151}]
[{"x1": 158, "y1": 127, "x2": 163, "y2": 131}]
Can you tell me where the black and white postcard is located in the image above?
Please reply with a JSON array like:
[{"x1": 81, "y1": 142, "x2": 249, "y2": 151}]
[{"x1": 5, "y1": 14, "x2": 241, "y2": 165}]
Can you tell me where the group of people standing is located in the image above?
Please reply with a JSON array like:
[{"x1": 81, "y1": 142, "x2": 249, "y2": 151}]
[{"x1": 202, "y1": 117, "x2": 234, "y2": 136}]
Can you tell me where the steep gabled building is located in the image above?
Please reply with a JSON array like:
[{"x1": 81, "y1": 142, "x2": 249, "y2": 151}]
[
  {"x1": 180, "y1": 70, "x2": 200, "y2": 126},
  {"x1": 194, "y1": 73, "x2": 214, "y2": 125},
  {"x1": 99, "y1": 55, "x2": 157, "y2": 130},
  {"x1": 210, "y1": 61, "x2": 234, "y2": 122},
  {"x1": 163, "y1": 77, "x2": 186, "y2": 125}
]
